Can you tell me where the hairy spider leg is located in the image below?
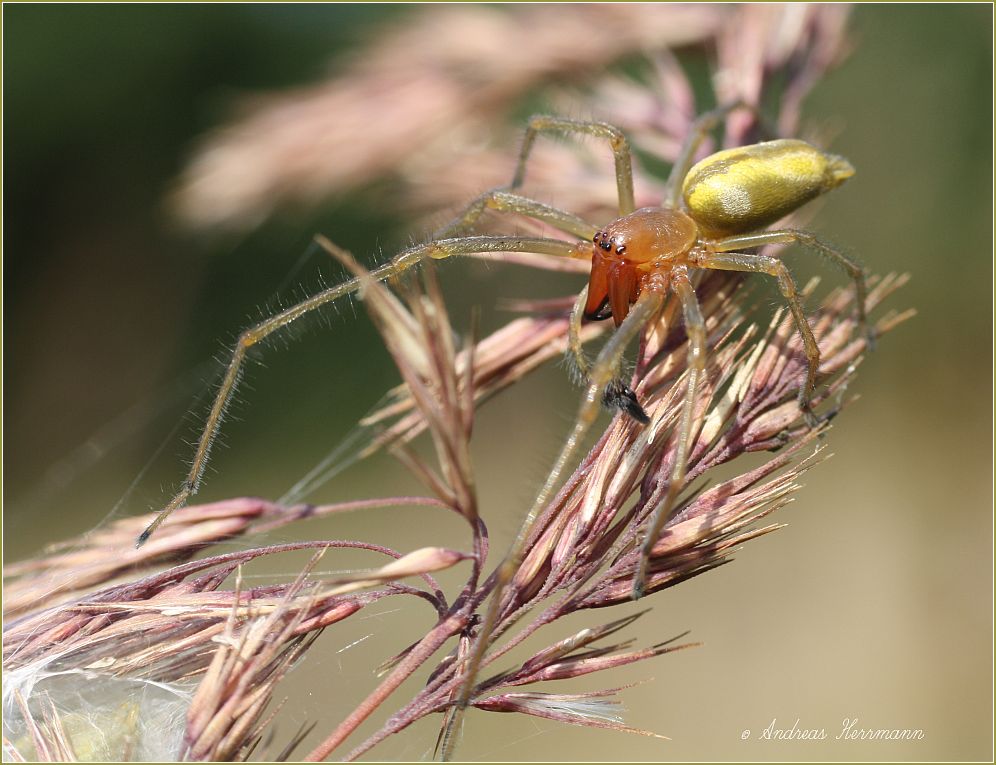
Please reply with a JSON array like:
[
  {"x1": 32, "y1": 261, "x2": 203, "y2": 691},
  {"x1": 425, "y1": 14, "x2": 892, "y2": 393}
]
[
  {"x1": 567, "y1": 285, "x2": 592, "y2": 382},
  {"x1": 710, "y1": 229, "x2": 873, "y2": 346},
  {"x1": 439, "y1": 287, "x2": 666, "y2": 761},
  {"x1": 436, "y1": 188, "x2": 597, "y2": 241},
  {"x1": 512, "y1": 115, "x2": 636, "y2": 216},
  {"x1": 632, "y1": 266, "x2": 707, "y2": 599},
  {"x1": 694, "y1": 249, "x2": 822, "y2": 426},
  {"x1": 137, "y1": 235, "x2": 583, "y2": 546}
]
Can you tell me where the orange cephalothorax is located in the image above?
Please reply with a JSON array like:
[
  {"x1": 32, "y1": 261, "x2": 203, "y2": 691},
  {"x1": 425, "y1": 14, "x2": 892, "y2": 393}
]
[{"x1": 585, "y1": 207, "x2": 698, "y2": 325}]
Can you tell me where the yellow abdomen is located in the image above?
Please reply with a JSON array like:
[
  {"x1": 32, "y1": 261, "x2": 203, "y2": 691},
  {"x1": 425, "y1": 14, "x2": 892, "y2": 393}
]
[{"x1": 682, "y1": 139, "x2": 855, "y2": 237}]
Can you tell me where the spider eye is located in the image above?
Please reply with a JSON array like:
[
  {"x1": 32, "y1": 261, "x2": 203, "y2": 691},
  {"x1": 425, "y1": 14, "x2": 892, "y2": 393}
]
[{"x1": 600, "y1": 240, "x2": 612, "y2": 251}]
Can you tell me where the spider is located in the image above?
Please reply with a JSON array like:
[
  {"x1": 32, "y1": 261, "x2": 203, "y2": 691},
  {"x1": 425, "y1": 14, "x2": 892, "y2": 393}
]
[{"x1": 138, "y1": 102, "x2": 869, "y2": 608}]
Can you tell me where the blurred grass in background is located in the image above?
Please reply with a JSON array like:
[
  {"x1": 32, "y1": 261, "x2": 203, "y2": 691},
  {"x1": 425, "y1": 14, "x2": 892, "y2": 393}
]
[{"x1": 3, "y1": 4, "x2": 992, "y2": 761}]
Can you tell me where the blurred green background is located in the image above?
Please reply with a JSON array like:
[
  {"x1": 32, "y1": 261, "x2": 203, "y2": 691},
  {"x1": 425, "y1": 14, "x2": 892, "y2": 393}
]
[{"x1": 3, "y1": 4, "x2": 992, "y2": 762}]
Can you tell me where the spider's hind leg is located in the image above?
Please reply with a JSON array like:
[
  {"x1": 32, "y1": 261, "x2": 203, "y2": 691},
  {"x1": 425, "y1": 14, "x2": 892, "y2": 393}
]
[
  {"x1": 663, "y1": 100, "x2": 768, "y2": 208},
  {"x1": 694, "y1": 249, "x2": 824, "y2": 428},
  {"x1": 709, "y1": 228, "x2": 874, "y2": 348}
]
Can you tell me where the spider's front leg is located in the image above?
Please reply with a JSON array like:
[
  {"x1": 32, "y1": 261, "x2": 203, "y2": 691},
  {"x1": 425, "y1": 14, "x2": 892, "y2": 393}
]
[{"x1": 137, "y1": 234, "x2": 585, "y2": 546}]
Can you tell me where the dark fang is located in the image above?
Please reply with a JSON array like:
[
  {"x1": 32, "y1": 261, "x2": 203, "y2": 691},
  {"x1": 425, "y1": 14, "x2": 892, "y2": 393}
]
[
  {"x1": 602, "y1": 380, "x2": 650, "y2": 425},
  {"x1": 584, "y1": 298, "x2": 612, "y2": 322}
]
